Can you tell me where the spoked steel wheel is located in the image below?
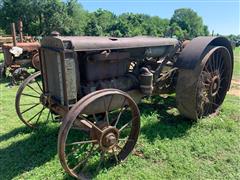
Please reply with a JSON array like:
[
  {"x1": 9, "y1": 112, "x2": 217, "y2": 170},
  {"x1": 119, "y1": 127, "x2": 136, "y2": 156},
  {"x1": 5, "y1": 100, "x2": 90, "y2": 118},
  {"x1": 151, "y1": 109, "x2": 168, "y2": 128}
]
[
  {"x1": 15, "y1": 71, "x2": 54, "y2": 128},
  {"x1": 58, "y1": 89, "x2": 140, "y2": 179},
  {"x1": 176, "y1": 46, "x2": 232, "y2": 119}
]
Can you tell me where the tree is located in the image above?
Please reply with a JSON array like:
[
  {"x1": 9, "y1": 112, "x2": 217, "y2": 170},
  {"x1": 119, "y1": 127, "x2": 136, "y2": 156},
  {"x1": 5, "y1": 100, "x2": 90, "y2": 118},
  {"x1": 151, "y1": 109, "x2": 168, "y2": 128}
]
[
  {"x1": 170, "y1": 8, "x2": 209, "y2": 38},
  {"x1": 0, "y1": 0, "x2": 72, "y2": 35},
  {"x1": 84, "y1": 15, "x2": 103, "y2": 36},
  {"x1": 66, "y1": 0, "x2": 88, "y2": 35},
  {"x1": 0, "y1": 1, "x2": 213, "y2": 39},
  {"x1": 94, "y1": 9, "x2": 116, "y2": 36},
  {"x1": 166, "y1": 22, "x2": 186, "y2": 39}
]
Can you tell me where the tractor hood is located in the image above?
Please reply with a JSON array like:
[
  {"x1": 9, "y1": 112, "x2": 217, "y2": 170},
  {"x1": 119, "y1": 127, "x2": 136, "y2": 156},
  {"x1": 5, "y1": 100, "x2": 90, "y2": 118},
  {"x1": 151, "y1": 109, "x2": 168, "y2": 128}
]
[{"x1": 41, "y1": 36, "x2": 178, "y2": 51}]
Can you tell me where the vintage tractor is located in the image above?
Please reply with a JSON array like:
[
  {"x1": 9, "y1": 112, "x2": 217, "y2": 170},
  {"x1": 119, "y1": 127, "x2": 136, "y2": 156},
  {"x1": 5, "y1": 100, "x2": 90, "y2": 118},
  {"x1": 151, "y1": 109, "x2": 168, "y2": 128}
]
[
  {"x1": 0, "y1": 20, "x2": 40, "y2": 83},
  {"x1": 15, "y1": 35, "x2": 233, "y2": 179}
]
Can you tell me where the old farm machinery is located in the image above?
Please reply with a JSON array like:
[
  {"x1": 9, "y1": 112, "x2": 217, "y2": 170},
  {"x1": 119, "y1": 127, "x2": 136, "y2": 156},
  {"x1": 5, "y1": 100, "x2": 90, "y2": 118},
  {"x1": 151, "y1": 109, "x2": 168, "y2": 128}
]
[
  {"x1": 15, "y1": 35, "x2": 233, "y2": 179},
  {"x1": 0, "y1": 20, "x2": 40, "y2": 82}
]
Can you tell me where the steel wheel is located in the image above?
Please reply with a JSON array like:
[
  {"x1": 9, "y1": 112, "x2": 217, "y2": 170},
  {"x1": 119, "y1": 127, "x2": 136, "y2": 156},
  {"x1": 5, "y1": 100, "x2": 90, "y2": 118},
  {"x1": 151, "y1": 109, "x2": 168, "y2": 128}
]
[
  {"x1": 176, "y1": 46, "x2": 232, "y2": 119},
  {"x1": 58, "y1": 89, "x2": 140, "y2": 179},
  {"x1": 15, "y1": 71, "x2": 54, "y2": 128},
  {"x1": 31, "y1": 53, "x2": 41, "y2": 70}
]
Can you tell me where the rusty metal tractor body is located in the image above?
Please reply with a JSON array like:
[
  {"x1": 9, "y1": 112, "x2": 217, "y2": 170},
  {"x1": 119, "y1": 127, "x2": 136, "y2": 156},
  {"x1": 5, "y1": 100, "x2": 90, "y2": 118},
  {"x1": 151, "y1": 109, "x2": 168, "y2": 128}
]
[
  {"x1": 15, "y1": 35, "x2": 233, "y2": 179},
  {"x1": 1, "y1": 20, "x2": 40, "y2": 81}
]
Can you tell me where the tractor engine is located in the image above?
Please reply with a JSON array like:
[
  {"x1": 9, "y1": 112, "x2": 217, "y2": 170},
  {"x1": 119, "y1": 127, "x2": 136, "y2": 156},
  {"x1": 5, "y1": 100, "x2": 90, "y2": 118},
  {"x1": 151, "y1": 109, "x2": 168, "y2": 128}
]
[
  {"x1": 40, "y1": 36, "x2": 178, "y2": 106},
  {"x1": 79, "y1": 51, "x2": 139, "y2": 95}
]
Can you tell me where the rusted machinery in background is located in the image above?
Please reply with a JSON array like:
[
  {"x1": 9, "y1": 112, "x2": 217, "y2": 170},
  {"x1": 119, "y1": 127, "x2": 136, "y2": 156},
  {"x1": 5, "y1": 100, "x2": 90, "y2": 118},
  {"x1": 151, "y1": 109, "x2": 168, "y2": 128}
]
[
  {"x1": 0, "y1": 20, "x2": 40, "y2": 83},
  {"x1": 15, "y1": 35, "x2": 233, "y2": 179},
  {"x1": 0, "y1": 36, "x2": 12, "y2": 52}
]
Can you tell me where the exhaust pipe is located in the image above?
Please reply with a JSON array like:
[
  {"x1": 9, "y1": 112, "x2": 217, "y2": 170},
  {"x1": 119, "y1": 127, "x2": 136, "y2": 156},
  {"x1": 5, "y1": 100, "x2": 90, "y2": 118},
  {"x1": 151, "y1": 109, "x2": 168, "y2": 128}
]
[
  {"x1": 11, "y1": 23, "x2": 17, "y2": 46},
  {"x1": 18, "y1": 19, "x2": 23, "y2": 42}
]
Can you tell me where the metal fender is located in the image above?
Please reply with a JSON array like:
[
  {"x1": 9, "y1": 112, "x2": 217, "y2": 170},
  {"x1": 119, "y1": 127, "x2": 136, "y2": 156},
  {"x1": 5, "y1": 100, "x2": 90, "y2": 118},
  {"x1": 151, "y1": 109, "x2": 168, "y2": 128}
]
[{"x1": 176, "y1": 36, "x2": 233, "y2": 71}]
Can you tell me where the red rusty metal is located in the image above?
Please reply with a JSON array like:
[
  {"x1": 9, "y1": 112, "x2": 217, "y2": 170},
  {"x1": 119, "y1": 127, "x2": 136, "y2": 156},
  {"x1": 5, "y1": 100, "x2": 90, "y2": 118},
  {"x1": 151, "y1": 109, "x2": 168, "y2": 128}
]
[
  {"x1": 18, "y1": 19, "x2": 24, "y2": 43},
  {"x1": 11, "y1": 23, "x2": 17, "y2": 46},
  {"x1": 3, "y1": 42, "x2": 40, "y2": 51}
]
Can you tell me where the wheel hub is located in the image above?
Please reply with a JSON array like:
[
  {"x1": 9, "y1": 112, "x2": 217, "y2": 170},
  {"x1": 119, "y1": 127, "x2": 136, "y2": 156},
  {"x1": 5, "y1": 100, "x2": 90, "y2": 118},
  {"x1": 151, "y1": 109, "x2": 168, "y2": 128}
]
[
  {"x1": 40, "y1": 94, "x2": 48, "y2": 106},
  {"x1": 99, "y1": 126, "x2": 119, "y2": 151},
  {"x1": 210, "y1": 74, "x2": 220, "y2": 97}
]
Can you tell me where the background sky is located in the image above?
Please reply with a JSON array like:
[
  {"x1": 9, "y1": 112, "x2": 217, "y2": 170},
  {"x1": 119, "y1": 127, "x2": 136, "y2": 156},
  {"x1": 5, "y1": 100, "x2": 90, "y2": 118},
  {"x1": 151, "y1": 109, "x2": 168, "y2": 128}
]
[{"x1": 79, "y1": 0, "x2": 240, "y2": 35}]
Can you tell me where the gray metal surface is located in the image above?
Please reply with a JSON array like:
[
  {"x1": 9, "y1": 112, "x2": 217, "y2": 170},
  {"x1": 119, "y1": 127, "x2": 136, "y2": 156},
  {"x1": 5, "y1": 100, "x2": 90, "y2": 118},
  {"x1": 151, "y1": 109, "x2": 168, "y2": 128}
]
[{"x1": 41, "y1": 36, "x2": 178, "y2": 51}]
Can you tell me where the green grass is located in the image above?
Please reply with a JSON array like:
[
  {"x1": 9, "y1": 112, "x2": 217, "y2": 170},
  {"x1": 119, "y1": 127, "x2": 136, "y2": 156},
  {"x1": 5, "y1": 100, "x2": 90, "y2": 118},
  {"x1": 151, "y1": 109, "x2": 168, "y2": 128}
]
[
  {"x1": 0, "y1": 49, "x2": 240, "y2": 179},
  {"x1": 0, "y1": 53, "x2": 3, "y2": 63},
  {"x1": 233, "y1": 47, "x2": 240, "y2": 78}
]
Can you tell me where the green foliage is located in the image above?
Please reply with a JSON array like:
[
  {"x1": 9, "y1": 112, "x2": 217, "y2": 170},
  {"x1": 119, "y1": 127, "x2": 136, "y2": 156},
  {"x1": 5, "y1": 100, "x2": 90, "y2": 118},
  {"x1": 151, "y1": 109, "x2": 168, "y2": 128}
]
[
  {"x1": 0, "y1": 1, "x2": 211, "y2": 39},
  {"x1": 0, "y1": 28, "x2": 5, "y2": 35},
  {"x1": 170, "y1": 8, "x2": 209, "y2": 39},
  {"x1": 66, "y1": 0, "x2": 88, "y2": 35}
]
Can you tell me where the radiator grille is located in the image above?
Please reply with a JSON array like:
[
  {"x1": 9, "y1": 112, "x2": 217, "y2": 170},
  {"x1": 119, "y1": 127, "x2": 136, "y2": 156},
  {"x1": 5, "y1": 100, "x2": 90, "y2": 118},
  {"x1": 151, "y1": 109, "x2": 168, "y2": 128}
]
[{"x1": 43, "y1": 49, "x2": 77, "y2": 105}]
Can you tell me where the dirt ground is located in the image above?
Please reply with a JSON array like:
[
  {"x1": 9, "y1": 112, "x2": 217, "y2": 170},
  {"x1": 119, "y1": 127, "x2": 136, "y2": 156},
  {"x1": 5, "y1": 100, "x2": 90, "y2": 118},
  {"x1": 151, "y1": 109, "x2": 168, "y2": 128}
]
[{"x1": 228, "y1": 79, "x2": 240, "y2": 96}]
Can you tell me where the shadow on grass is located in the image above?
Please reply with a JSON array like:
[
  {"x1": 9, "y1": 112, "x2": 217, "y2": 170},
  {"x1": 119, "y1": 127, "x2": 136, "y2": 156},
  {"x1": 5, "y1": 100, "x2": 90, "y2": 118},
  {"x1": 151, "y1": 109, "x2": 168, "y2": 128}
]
[
  {"x1": 0, "y1": 95, "x2": 194, "y2": 179},
  {"x1": 139, "y1": 95, "x2": 195, "y2": 142},
  {"x1": 0, "y1": 126, "x2": 33, "y2": 142},
  {"x1": 0, "y1": 125, "x2": 59, "y2": 180}
]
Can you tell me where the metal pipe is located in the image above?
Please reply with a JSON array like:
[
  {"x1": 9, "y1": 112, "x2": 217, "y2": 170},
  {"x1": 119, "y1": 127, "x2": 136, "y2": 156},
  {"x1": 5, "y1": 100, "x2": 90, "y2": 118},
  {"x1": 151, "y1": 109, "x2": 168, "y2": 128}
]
[
  {"x1": 11, "y1": 23, "x2": 17, "y2": 46},
  {"x1": 18, "y1": 19, "x2": 23, "y2": 42}
]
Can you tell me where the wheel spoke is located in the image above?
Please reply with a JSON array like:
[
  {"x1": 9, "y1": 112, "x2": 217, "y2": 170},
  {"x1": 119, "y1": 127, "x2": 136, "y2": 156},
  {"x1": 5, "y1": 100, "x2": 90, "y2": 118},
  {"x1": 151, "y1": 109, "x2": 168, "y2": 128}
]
[
  {"x1": 78, "y1": 115, "x2": 102, "y2": 132},
  {"x1": 20, "y1": 103, "x2": 40, "y2": 106},
  {"x1": 214, "y1": 53, "x2": 217, "y2": 70},
  {"x1": 219, "y1": 58, "x2": 224, "y2": 71},
  {"x1": 22, "y1": 93, "x2": 40, "y2": 99},
  {"x1": 51, "y1": 112, "x2": 54, "y2": 121},
  {"x1": 103, "y1": 97, "x2": 110, "y2": 125},
  {"x1": 97, "y1": 151, "x2": 105, "y2": 172},
  {"x1": 119, "y1": 120, "x2": 132, "y2": 132},
  {"x1": 118, "y1": 138, "x2": 135, "y2": 142},
  {"x1": 207, "y1": 60, "x2": 213, "y2": 74},
  {"x1": 36, "y1": 80, "x2": 43, "y2": 92},
  {"x1": 71, "y1": 145, "x2": 97, "y2": 171},
  {"x1": 28, "y1": 107, "x2": 44, "y2": 122},
  {"x1": 35, "y1": 107, "x2": 45, "y2": 124},
  {"x1": 27, "y1": 84, "x2": 41, "y2": 95},
  {"x1": 114, "y1": 98, "x2": 127, "y2": 127},
  {"x1": 115, "y1": 107, "x2": 127, "y2": 127},
  {"x1": 217, "y1": 52, "x2": 221, "y2": 70},
  {"x1": 21, "y1": 103, "x2": 40, "y2": 114},
  {"x1": 47, "y1": 109, "x2": 51, "y2": 122},
  {"x1": 66, "y1": 140, "x2": 97, "y2": 146}
]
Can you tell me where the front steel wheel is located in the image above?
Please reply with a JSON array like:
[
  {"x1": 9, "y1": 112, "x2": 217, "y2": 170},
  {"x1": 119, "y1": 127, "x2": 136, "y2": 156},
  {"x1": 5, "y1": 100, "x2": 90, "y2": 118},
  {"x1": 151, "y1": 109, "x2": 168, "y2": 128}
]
[
  {"x1": 58, "y1": 89, "x2": 140, "y2": 179},
  {"x1": 15, "y1": 71, "x2": 54, "y2": 128},
  {"x1": 176, "y1": 46, "x2": 232, "y2": 120}
]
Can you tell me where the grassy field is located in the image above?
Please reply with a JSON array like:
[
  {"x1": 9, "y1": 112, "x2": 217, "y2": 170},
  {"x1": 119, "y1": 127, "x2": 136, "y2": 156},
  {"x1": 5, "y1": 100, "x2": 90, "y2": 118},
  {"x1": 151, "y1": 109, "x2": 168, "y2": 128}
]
[
  {"x1": 0, "y1": 48, "x2": 239, "y2": 180},
  {"x1": 233, "y1": 47, "x2": 240, "y2": 79}
]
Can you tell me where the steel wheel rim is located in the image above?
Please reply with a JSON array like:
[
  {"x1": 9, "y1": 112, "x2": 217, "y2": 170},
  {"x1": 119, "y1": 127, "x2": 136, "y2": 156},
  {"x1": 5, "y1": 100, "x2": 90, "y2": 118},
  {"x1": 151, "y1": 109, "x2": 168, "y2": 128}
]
[
  {"x1": 196, "y1": 47, "x2": 231, "y2": 118},
  {"x1": 58, "y1": 89, "x2": 140, "y2": 179},
  {"x1": 31, "y1": 53, "x2": 41, "y2": 70},
  {"x1": 15, "y1": 71, "x2": 54, "y2": 128}
]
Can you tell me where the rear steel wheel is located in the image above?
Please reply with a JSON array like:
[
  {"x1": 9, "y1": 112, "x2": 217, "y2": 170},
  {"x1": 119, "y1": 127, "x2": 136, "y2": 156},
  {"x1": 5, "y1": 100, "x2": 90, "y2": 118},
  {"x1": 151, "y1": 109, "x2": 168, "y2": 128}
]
[
  {"x1": 58, "y1": 89, "x2": 140, "y2": 179},
  {"x1": 15, "y1": 71, "x2": 54, "y2": 128},
  {"x1": 176, "y1": 46, "x2": 232, "y2": 120}
]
